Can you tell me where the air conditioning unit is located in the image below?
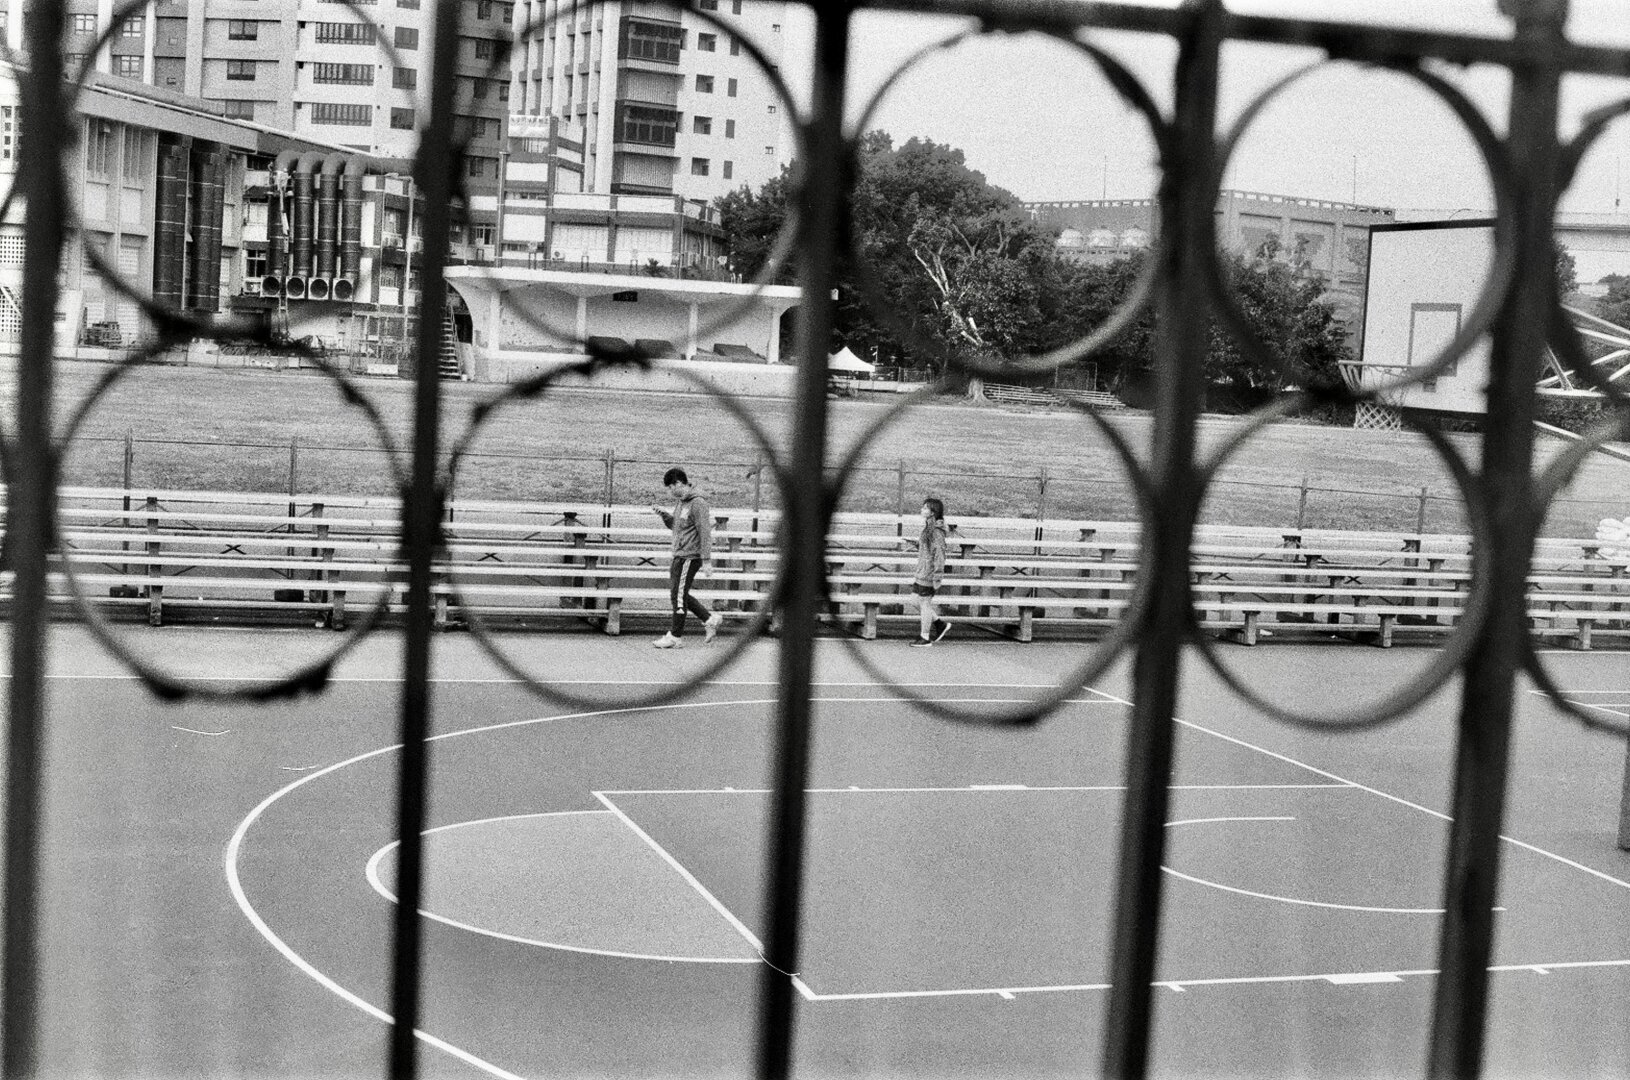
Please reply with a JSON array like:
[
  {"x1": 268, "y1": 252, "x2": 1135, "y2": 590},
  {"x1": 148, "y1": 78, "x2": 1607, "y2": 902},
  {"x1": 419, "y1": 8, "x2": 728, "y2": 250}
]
[
  {"x1": 382, "y1": 234, "x2": 403, "y2": 249},
  {"x1": 331, "y1": 278, "x2": 356, "y2": 302},
  {"x1": 306, "y1": 278, "x2": 331, "y2": 301},
  {"x1": 260, "y1": 276, "x2": 283, "y2": 297},
  {"x1": 284, "y1": 275, "x2": 307, "y2": 299}
]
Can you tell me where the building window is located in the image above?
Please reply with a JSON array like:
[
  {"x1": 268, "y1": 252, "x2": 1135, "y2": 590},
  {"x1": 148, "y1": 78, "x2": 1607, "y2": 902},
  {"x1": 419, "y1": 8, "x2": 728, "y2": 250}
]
[
  {"x1": 314, "y1": 63, "x2": 374, "y2": 85},
  {"x1": 695, "y1": 74, "x2": 714, "y2": 93},
  {"x1": 474, "y1": 38, "x2": 493, "y2": 60},
  {"x1": 468, "y1": 157, "x2": 492, "y2": 178},
  {"x1": 398, "y1": 0, "x2": 420, "y2": 7},
  {"x1": 1, "y1": 106, "x2": 16, "y2": 166},
  {"x1": 121, "y1": 129, "x2": 146, "y2": 183},
  {"x1": 309, "y1": 102, "x2": 372, "y2": 125},
  {"x1": 725, "y1": 118, "x2": 735, "y2": 138},
  {"x1": 733, "y1": 1, "x2": 743, "y2": 12},
  {"x1": 390, "y1": 107, "x2": 415, "y2": 130},
  {"x1": 498, "y1": 82, "x2": 510, "y2": 101},
  {"x1": 113, "y1": 55, "x2": 143, "y2": 79},
  {"x1": 226, "y1": 60, "x2": 256, "y2": 81},
  {"x1": 72, "y1": 14, "x2": 96, "y2": 34},
  {"x1": 314, "y1": 22, "x2": 378, "y2": 44},
  {"x1": 618, "y1": 103, "x2": 678, "y2": 147},
  {"x1": 63, "y1": 52, "x2": 88, "y2": 72},
  {"x1": 393, "y1": 66, "x2": 416, "y2": 89},
  {"x1": 621, "y1": 18, "x2": 682, "y2": 64},
  {"x1": 693, "y1": 116, "x2": 711, "y2": 135},
  {"x1": 84, "y1": 121, "x2": 114, "y2": 179},
  {"x1": 768, "y1": 104, "x2": 776, "y2": 114},
  {"x1": 727, "y1": 77, "x2": 737, "y2": 97},
  {"x1": 227, "y1": 20, "x2": 259, "y2": 41},
  {"x1": 765, "y1": 145, "x2": 774, "y2": 154},
  {"x1": 221, "y1": 100, "x2": 256, "y2": 120},
  {"x1": 477, "y1": 0, "x2": 494, "y2": 16},
  {"x1": 730, "y1": 35, "x2": 741, "y2": 56},
  {"x1": 120, "y1": 15, "x2": 145, "y2": 37},
  {"x1": 471, "y1": 77, "x2": 489, "y2": 99},
  {"x1": 723, "y1": 160, "x2": 733, "y2": 179},
  {"x1": 395, "y1": 26, "x2": 419, "y2": 49},
  {"x1": 691, "y1": 157, "x2": 709, "y2": 176},
  {"x1": 697, "y1": 33, "x2": 716, "y2": 52},
  {"x1": 698, "y1": 0, "x2": 719, "y2": 9}
]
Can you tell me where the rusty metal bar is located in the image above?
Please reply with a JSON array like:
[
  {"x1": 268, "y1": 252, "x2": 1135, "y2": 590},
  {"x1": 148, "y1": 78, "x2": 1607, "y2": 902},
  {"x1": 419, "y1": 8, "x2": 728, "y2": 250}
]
[
  {"x1": 1426, "y1": 2, "x2": 1565, "y2": 1075},
  {"x1": 754, "y1": 4, "x2": 853, "y2": 1078},
  {"x1": 1100, "y1": 3, "x2": 1223, "y2": 1077},
  {"x1": 3, "y1": 4, "x2": 68, "y2": 1077},
  {"x1": 385, "y1": 2, "x2": 463, "y2": 1077}
]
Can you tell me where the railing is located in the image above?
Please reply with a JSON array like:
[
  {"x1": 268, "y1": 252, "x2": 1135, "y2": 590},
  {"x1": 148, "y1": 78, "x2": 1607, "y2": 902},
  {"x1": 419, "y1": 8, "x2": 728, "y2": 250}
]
[{"x1": 6, "y1": 3, "x2": 1630, "y2": 1080}]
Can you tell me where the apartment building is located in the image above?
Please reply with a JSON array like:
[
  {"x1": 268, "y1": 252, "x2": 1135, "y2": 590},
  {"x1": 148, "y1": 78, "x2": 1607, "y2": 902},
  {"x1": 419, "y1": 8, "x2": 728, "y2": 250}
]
[
  {"x1": 0, "y1": 1, "x2": 510, "y2": 186},
  {"x1": 511, "y1": 0, "x2": 789, "y2": 202}
]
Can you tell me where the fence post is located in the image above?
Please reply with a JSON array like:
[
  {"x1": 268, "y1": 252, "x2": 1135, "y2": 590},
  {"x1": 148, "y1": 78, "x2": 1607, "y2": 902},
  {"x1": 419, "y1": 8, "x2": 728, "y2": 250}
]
[
  {"x1": 603, "y1": 449, "x2": 615, "y2": 529},
  {"x1": 122, "y1": 430, "x2": 134, "y2": 490},
  {"x1": 1035, "y1": 465, "x2": 1049, "y2": 550},
  {"x1": 287, "y1": 437, "x2": 299, "y2": 555},
  {"x1": 896, "y1": 459, "x2": 907, "y2": 536},
  {"x1": 1416, "y1": 486, "x2": 1430, "y2": 535},
  {"x1": 1296, "y1": 476, "x2": 1309, "y2": 529},
  {"x1": 750, "y1": 455, "x2": 764, "y2": 541}
]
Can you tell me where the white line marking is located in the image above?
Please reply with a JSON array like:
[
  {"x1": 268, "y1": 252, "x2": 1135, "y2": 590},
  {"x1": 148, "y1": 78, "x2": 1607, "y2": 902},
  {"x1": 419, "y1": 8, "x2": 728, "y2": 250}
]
[
  {"x1": 798, "y1": 959, "x2": 1630, "y2": 1001},
  {"x1": 171, "y1": 725, "x2": 230, "y2": 736},
  {"x1": 362, "y1": 815, "x2": 759, "y2": 966},
  {"x1": 593, "y1": 791, "x2": 767, "y2": 957},
  {"x1": 1165, "y1": 816, "x2": 1296, "y2": 828},
  {"x1": 597, "y1": 783, "x2": 1352, "y2": 796},
  {"x1": 226, "y1": 699, "x2": 774, "y2": 1080},
  {"x1": 278, "y1": 765, "x2": 322, "y2": 772},
  {"x1": 1160, "y1": 866, "x2": 1448, "y2": 914},
  {"x1": 1087, "y1": 689, "x2": 1630, "y2": 896}
]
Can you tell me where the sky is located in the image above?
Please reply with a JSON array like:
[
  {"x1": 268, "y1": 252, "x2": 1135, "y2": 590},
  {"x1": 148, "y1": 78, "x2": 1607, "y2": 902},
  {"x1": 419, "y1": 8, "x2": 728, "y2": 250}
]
[{"x1": 777, "y1": 0, "x2": 1630, "y2": 278}]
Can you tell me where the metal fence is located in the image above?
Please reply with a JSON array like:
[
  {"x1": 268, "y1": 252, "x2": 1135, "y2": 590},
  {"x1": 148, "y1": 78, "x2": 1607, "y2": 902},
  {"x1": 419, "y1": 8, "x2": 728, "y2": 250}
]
[
  {"x1": 57, "y1": 432, "x2": 1630, "y2": 537},
  {"x1": 6, "y1": 2, "x2": 1630, "y2": 1079}
]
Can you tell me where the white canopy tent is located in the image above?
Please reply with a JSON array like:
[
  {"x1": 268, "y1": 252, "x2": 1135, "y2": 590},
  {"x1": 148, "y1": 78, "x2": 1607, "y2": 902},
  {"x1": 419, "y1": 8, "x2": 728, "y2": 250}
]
[{"x1": 827, "y1": 346, "x2": 874, "y2": 373}]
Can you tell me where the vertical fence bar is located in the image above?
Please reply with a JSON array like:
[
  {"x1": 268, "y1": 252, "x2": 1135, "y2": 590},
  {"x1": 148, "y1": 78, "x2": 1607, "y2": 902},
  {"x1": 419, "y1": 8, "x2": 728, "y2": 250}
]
[
  {"x1": 1295, "y1": 477, "x2": 1309, "y2": 528},
  {"x1": 4, "y1": 3, "x2": 68, "y2": 1076},
  {"x1": 755, "y1": 4, "x2": 851, "y2": 1077},
  {"x1": 386, "y1": 2, "x2": 461, "y2": 1076},
  {"x1": 1416, "y1": 485, "x2": 1430, "y2": 535},
  {"x1": 1426, "y1": 1, "x2": 1563, "y2": 1074},
  {"x1": 1101, "y1": 3, "x2": 1222, "y2": 1077}
]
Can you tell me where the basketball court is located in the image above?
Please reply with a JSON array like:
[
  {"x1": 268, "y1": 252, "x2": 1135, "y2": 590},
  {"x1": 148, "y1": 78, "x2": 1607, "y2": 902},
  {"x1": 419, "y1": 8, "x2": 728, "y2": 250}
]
[{"x1": 13, "y1": 627, "x2": 1630, "y2": 1077}]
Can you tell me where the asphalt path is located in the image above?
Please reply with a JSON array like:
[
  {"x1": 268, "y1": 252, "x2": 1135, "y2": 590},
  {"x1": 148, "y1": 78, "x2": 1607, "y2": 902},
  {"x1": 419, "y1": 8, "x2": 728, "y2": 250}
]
[{"x1": 4, "y1": 625, "x2": 1628, "y2": 1078}]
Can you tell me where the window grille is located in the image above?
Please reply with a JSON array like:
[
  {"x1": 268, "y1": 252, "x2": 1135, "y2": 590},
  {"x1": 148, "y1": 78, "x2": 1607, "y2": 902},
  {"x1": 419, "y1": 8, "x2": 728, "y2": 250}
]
[{"x1": 3, "y1": 5, "x2": 1630, "y2": 1080}]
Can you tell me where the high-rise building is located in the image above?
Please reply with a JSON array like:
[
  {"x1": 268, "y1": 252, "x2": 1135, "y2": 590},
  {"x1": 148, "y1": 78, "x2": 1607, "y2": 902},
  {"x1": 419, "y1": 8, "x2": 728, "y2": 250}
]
[
  {"x1": 0, "y1": 1, "x2": 511, "y2": 190},
  {"x1": 510, "y1": 0, "x2": 789, "y2": 203}
]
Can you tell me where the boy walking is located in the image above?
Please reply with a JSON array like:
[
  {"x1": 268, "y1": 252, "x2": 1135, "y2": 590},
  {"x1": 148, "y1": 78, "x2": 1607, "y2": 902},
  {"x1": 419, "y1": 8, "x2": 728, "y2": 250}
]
[{"x1": 650, "y1": 467, "x2": 723, "y2": 648}]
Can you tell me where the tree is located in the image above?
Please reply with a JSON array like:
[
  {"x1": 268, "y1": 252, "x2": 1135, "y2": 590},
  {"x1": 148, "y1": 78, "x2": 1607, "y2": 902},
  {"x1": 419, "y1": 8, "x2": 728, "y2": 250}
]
[
  {"x1": 1207, "y1": 253, "x2": 1351, "y2": 395},
  {"x1": 1555, "y1": 242, "x2": 1578, "y2": 299},
  {"x1": 714, "y1": 168, "x2": 793, "y2": 284},
  {"x1": 1603, "y1": 276, "x2": 1630, "y2": 330}
]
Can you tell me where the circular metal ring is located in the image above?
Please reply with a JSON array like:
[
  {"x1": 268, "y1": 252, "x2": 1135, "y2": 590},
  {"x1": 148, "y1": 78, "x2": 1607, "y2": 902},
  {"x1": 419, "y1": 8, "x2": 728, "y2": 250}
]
[
  {"x1": 844, "y1": 27, "x2": 1168, "y2": 380},
  {"x1": 1188, "y1": 398, "x2": 1495, "y2": 729},
  {"x1": 51, "y1": 341, "x2": 405, "y2": 702},
  {"x1": 1211, "y1": 59, "x2": 1517, "y2": 402},
  {"x1": 828, "y1": 384, "x2": 1159, "y2": 726},
  {"x1": 456, "y1": 0, "x2": 809, "y2": 352},
  {"x1": 444, "y1": 358, "x2": 793, "y2": 711}
]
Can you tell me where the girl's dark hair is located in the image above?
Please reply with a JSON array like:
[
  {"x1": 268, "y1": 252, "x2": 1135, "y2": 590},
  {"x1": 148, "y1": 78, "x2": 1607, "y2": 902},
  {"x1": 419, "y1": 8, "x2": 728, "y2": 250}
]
[
  {"x1": 663, "y1": 467, "x2": 689, "y2": 486},
  {"x1": 923, "y1": 497, "x2": 945, "y2": 521}
]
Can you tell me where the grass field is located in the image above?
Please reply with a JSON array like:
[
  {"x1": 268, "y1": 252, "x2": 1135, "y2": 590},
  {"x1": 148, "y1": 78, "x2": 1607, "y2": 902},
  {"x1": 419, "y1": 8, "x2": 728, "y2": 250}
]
[{"x1": 9, "y1": 360, "x2": 1629, "y2": 536}]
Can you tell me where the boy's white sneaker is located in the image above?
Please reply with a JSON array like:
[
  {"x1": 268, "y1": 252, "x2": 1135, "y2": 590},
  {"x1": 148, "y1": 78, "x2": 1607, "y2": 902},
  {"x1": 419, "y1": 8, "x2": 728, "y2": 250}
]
[
  {"x1": 653, "y1": 633, "x2": 682, "y2": 649},
  {"x1": 704, "y1": 612, "x2": 724, "y2": 642}
]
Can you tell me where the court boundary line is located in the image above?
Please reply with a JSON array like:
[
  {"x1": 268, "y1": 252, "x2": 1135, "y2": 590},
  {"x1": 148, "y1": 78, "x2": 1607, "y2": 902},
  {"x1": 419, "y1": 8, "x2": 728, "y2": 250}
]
[
  {"x1": 362, "y1": 812, "x2": 761, "y2": 965},
  {"x1": 1078, "y1": 687, "x2": 1630, "y2": 896}
]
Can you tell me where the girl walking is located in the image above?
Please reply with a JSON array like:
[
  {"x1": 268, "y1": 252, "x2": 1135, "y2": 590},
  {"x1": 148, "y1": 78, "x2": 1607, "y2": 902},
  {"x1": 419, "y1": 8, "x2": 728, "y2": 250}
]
[{"x1": 909, "y1": 497, "x2": 950, "y2": 647}]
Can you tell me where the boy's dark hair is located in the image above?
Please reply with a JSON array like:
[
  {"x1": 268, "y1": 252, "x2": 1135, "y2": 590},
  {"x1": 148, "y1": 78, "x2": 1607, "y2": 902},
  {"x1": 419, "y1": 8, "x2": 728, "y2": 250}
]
[
  {"x1": 923, "y1": 497, "x2": 945, "y2": 521},
  {"x1": 663, "y1": 467, "x2": 689, "y2": 487}
]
